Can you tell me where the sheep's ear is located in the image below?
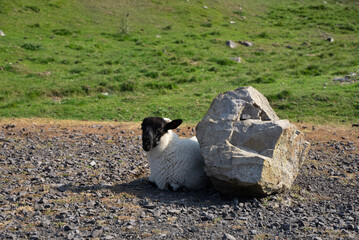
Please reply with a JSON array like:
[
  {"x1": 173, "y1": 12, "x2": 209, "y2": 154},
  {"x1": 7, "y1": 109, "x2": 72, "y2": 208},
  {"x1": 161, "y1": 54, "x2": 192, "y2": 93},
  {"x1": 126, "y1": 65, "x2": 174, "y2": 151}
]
[{"x1": 164, "y1": 119, "x2": 182, "y2": 131}]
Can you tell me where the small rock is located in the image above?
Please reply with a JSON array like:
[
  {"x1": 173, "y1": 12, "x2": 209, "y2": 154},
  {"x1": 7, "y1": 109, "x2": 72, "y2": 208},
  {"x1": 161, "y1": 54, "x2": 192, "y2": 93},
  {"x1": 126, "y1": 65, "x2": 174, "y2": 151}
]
[
  {"x1": 238, "y1": 41, "x2": 253, "y2": 47},
  {"x1": 229, "y1": 21, "x2": 236, "y2": 24},
  {"x1": 168, "y1": 209, "x2": 181, "y2": 215},
  {"x1": 201, "y1": 213, "x2": 215, "y2": 221},
  {"x1": 327, "y1": 37, "x2": 334, "y2": 43},
  {"x1": 30, "y1": 235, "x2": 40, "y2": 240},
  {"x1": 19, "y1": 191, "x2": 27, "y2": 197},
  {"x1": 102, "y1": 92, "x2": 109, "y2": 96},
  {"x1": 0, "y1": 30, "x2": 5, "y2": 36},
  {"x1": 64, "y1": 225, "x2": 72, "y2": 231},
  {"x1": 226, "y1": 40, "x2": 237, "y2": 48},
  {"x1": 103, "y1": 236, "x2": 115, "y2": 240},
  {"x1": 203, "y1": 6, "x2": 208, "y2": 9},
  {"x1": 223, "y1": 233, "x2": 236, "y2": 240},
  {"x1": 142, "y1": 201, "x2": 156, "y2": 209},
  {"x1": 91, "y1": 229, "x2": 103, "y2": 238},
  {"x1": 280, "y1": 223, "x2": 291, "y2": 231},
  {"x1": 67, "y1": 231, "x2": 76, "y2": 239},
  {"x1": 90, "y1": 161, "x2": 96, "y2": 167},
  {"x1": 230, "y1": 57, "x2": 242, "y2": 63}
]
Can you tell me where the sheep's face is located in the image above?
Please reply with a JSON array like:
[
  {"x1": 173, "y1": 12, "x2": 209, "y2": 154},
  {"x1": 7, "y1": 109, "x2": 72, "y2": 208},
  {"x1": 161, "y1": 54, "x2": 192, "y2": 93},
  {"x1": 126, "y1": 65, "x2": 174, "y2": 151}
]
[{"x1": 141, "y1": 117, "x2": 182, "y2": 152}]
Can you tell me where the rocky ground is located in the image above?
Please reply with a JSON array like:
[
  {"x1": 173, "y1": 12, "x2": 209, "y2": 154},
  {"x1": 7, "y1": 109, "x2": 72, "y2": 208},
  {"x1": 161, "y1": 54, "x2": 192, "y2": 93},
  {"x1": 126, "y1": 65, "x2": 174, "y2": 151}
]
[{"x1": 0, "y1": 119, "x2": 358, "y2": 240}]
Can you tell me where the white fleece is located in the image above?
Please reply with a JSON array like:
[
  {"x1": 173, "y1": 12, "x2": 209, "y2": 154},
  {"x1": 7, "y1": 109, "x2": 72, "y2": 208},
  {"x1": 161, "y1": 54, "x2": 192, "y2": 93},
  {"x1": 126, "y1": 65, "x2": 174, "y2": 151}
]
[{"x1": 146, "y1": 130, "x2": 207, "y2": 190}]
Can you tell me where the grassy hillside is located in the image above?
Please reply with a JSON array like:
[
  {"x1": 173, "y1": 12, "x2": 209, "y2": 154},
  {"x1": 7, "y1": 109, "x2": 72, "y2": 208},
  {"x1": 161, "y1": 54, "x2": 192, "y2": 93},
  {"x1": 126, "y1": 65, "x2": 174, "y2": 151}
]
[{"x1": 0, "y1": 0, "x2": 358, "y2": 124}]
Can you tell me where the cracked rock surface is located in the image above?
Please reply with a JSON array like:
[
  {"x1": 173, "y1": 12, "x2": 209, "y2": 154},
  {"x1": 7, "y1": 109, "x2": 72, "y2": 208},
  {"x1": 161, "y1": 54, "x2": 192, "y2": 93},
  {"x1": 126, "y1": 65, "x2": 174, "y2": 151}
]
[
  {"x1": 0, "y1": 119, "x2": 358, "y2": 239},
  {"x1": 196, "y1": 87, "x2": 309, "y2": 196}
]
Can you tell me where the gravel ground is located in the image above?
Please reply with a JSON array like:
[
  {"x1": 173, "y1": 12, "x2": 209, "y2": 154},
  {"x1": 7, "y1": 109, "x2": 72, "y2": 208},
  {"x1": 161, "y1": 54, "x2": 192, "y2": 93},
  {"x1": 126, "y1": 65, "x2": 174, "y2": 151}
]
[{"x1": 0, "y1": 119, "x2": 358, "y2": 240}]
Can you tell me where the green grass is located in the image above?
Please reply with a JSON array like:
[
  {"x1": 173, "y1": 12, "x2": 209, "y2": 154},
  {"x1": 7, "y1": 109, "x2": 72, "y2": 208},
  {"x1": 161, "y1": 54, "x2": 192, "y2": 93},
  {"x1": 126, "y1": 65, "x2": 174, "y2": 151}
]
[{"x1": 0, "y1": 0, "x2": 358, "y2": 124}]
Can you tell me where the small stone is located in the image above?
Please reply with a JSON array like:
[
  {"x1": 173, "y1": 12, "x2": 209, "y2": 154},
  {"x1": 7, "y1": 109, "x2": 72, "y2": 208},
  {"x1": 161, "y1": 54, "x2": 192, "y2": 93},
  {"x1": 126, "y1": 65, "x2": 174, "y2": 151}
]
[
  {"x1": 203, "y1": 6, "x2": 208, "y2": 9},
  {"x1": 103, "y1": 236, "x2": 115, "y2": 240},
  {"x1": 230, "y1": 57, "x2": 242, "y2": 63},
  {"x1": 201, "y1": 213, "x2": 215, "y2": 221},
  {"x1": 0, "y1": 30, "x2": 5, "y2": 37},
  {"x1": 43, "y1": 218, "x2": 52, "y2": 226},
  {"x1": 90, "y1": 161, "x2": 96, "y2": 167},
  {"x1": 19, "y1": 191, "x2": 27, "y2": 197},
  {"x1": 223, "y1": 233, "x2": 236, "y2": 240},
  {"x1": 327, "y1": 37, "x2": 334, "y2": 43},
  {"x1": 250, "y1": 230, "x2": 257, "y2": 235},
  {"x1": 280, "y1": 223, "x2": 291, "y2": 231},
  {"x1": 168, "y1": 209, "x2": 181, "y2": 215},
  {"x1": 226, "y1": 40, "x2": 237, "y2": 48},
  {"x1": 91, "y1": 229, "x2": 103, "y2": 238},
  {"x1": 238, "y1": 41, "x2": 253, "y2": 47},
  {"x1": 142, "y1": 201, "x2": 156, "y2": 209},
  {"x1": 140, "y1": 211, "x2": 146, "y2": 218},
  {"x1": 64, "y1": 225, "x2": 72, "y2": 231}
]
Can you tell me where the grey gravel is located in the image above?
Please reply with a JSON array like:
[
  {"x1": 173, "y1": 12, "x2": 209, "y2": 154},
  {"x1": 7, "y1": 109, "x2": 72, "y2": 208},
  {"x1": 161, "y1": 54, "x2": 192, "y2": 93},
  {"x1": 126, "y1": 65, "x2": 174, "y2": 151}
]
[{"x1": 0, "y1": 122, "x2": 358, "y2": 239}]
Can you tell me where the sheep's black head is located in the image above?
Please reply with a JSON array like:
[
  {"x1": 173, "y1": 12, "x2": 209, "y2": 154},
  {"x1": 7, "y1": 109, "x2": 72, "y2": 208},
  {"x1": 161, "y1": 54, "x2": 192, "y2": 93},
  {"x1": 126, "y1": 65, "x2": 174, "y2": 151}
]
[{"x1": 141, "y1": 117, "x2": 182, "y2": 152}]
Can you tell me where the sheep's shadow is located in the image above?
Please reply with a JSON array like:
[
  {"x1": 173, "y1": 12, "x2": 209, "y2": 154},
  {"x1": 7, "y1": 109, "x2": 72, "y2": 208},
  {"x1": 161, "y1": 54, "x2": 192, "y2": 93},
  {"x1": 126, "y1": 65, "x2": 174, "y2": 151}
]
[{"x1": 57, "y1": 177, "x2": 257, "y2": 207}]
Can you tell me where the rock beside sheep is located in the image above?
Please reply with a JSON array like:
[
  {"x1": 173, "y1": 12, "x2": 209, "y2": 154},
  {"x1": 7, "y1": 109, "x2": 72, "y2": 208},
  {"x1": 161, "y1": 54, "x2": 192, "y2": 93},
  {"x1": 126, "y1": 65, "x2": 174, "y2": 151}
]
[{"x1": 196, "y1": 86, "x2": 310, "y2": 196}]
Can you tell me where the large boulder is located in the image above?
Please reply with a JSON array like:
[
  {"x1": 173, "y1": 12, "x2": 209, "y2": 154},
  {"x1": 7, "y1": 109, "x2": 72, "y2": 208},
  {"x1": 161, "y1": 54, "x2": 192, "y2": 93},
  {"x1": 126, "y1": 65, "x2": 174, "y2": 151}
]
[{"x1": 196, "y1": 86, "x2": 309, "y2": 196}]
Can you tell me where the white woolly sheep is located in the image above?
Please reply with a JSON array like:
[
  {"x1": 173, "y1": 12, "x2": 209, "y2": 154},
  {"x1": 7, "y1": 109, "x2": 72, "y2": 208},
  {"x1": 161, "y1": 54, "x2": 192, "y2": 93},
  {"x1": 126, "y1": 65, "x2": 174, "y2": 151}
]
[{"x1": 141, "y1": 117, "x2": 208, "y2": 191}]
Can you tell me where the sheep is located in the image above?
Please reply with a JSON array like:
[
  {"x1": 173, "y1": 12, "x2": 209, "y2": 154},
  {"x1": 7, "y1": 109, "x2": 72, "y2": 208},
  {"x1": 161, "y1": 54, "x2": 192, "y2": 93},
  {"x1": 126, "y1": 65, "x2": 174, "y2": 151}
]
[{"x1": 141, "y1": 117, "x2": 208, "y2": 191}]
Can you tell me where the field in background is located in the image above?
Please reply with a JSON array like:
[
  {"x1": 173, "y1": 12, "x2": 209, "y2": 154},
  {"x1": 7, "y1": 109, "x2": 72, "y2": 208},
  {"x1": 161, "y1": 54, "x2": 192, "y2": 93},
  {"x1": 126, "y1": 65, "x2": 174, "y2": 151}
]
[{"x1": 0, "y1": 0, "x2": 358, "y2": 124}]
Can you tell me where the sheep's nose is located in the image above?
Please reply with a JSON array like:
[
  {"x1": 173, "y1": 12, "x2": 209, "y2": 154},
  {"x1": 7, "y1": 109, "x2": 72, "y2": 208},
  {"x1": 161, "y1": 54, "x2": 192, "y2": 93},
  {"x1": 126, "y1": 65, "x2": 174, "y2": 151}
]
[{"x1": 143, "y1": 137, "x2": 152, "y2": 151}]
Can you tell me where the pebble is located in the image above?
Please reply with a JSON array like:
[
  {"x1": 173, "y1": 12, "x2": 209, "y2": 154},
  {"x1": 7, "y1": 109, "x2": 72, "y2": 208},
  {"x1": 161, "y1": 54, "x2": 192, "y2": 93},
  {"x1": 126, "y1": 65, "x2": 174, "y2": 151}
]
[
  {"x1": 223, "y1": 233, "x2": 236, "y2": 240},
  {"x1": 168, "y1": 209, "x2": 181, "y2": 215},
  {"x1": 281, "y1": 223, "x2": 291, "y2": 231},
  {"x1": 230, "y1": 57, "x2": 242, "y2": 63},
  {"x1": 238, "y1": 41, "x2": 253, "y2": 47},
  {"x1": 226, "y1": 40, "x2": 237, "y2": 48},
  {"x1": 91, "y1": 229, "x2": 103, "y2": 238},
  {"x1": 63, "y1": 225, "x2": 72, "y2": 231}
]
